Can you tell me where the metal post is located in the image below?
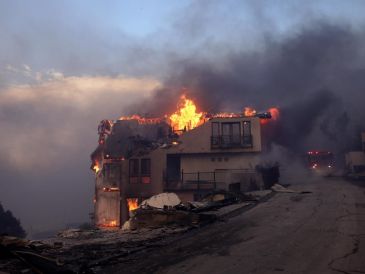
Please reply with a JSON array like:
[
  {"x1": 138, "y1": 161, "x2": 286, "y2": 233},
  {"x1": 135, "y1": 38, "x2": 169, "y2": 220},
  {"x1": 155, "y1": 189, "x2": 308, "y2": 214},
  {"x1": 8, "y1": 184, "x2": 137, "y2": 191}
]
[{"x1": 213, "y1": 171, "x2": 216, "y2": 190}]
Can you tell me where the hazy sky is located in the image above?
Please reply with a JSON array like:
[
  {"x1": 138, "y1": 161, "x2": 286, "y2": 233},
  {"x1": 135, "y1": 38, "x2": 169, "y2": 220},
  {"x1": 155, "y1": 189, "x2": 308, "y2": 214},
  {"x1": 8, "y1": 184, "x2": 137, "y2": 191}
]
[{"x1": 1, "y1": 0, "x2": 365, "y2": 236}]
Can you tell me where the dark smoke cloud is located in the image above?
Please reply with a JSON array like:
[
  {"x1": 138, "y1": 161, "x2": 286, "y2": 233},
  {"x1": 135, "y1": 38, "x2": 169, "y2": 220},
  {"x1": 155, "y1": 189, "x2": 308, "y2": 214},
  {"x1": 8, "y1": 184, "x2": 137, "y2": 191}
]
[{"x1": 133, "y1": 22, "x2": 365, "y2": 155}]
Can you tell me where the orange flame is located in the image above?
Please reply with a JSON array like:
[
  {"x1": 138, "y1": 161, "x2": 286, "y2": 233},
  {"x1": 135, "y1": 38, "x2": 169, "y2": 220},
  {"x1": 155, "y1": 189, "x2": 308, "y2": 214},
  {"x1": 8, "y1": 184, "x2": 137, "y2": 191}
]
[
  {"x1": 92, "y1": 161, "x2": 101, "y2": 174},
  {"x1": 127, "y1": 198, "x2": 139, "y2": 212},
  {"x1": 169, "y1": 95, "x2": 204, "y2": 132},
  {"x1": 101, "y1": 220, "x2": 118, "y2": 227},
  {"x1": 119, "y1": 114, "x2": 162, "y2": 125},
  {"x1": 211, "y1": 112, "x2": 241, "y2": 118},
  {"x1": 244, "y1": 107, "x2": 257, "y2": 117}
]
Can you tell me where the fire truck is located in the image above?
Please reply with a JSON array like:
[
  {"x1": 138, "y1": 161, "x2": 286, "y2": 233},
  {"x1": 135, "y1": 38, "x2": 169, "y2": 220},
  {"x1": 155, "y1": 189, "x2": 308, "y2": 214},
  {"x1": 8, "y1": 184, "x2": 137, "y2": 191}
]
[{"x1": 306, "y1": 151, "x2": 334, "y2": 175}]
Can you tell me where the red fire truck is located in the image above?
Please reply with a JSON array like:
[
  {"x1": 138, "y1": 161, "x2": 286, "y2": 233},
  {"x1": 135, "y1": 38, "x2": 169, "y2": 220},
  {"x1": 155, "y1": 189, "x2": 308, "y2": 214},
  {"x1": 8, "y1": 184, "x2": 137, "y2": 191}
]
[{"x1": 306, "y1": 151, "x2": 334, "y2": 175}]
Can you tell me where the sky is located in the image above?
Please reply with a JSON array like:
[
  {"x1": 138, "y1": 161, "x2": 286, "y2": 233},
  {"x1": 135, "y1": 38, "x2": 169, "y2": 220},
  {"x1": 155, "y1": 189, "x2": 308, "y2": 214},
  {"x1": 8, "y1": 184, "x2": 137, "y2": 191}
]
[{"x1": 1, "y1": 0, "x2": 365, "y2": 237}]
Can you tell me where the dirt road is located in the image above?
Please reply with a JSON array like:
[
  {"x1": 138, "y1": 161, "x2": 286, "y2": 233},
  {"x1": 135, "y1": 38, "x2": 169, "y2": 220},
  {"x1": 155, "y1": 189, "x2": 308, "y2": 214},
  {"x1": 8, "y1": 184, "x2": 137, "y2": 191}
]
[{"x1": 107, "y1": 178, "x2": 365, "y2": 274}]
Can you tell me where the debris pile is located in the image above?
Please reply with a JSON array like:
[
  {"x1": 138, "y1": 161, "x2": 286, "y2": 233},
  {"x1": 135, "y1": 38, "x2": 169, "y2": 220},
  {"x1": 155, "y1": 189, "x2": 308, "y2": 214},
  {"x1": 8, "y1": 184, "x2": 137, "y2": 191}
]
[
  {"x1": 0, "y1": 189, "x2": 275, "y2": 273},
  {"x1": 122, "y1": 191, "x2": 258, "y2": 231}
]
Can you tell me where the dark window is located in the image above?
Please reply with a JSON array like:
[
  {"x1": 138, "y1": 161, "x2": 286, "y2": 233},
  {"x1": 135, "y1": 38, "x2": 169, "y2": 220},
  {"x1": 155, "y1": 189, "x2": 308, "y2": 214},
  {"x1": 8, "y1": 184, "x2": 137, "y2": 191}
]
[
  {"x1": 242, "y1": 121, "x2": 252, "y2": 146},
  {"x1": 104, "y1": 163, "x2": 121, "y2": 180},
  {"x1": 129, "y1": 159, "x2": 139, "y2": 177},
  {"x1": 211, "y1": 122, "x2": 220, "y2": 147},
  {"x1": 166, "y1": 155, "x2": 181, "y2": 182},
  {"x1": 222, "y1": 122, "x2": 241, "y2": 146},
  {"x1": 212, "y1": 122, "x2": 219, "y2": 136},
  {"x1": 243, "y1": 121, "x2": 251, "y2": 136},
  {"x1": 140, "y1": 159, "x2": 151, "y2": 184},
  {"x1": 141, "y1": 159, "x2": 151, "y2": 175}
]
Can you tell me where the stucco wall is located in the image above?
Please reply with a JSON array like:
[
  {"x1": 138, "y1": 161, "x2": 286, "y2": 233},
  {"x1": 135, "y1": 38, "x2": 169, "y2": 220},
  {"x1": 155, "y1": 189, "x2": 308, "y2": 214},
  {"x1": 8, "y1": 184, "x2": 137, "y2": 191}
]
[
  {"x1": 167, "y1": 117, "x2": 262, "y2": 154},
  {"x1": 180, "y1": 153, "x2": 260, "y2": 172},
  {"x1": 346, "y1": 151, "x2": 365, "y2": 171}
]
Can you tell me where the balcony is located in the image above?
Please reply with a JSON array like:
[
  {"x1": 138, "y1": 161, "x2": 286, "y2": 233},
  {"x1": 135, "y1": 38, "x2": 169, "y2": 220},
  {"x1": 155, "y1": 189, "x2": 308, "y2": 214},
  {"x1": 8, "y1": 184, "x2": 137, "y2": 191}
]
[
  {"x1": 211, "y1": 135, "x2": 253, "y2": 149},
  {"x1": 164, "y1": 169, "x2": 256, "y2": 193}
]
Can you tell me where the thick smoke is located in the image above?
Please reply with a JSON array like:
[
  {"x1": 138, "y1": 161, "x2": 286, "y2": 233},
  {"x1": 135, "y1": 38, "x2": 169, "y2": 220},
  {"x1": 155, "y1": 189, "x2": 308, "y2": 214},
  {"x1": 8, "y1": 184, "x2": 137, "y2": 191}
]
[{"x1": 132, "y1": 22, "x2": 365, "y2": 157}]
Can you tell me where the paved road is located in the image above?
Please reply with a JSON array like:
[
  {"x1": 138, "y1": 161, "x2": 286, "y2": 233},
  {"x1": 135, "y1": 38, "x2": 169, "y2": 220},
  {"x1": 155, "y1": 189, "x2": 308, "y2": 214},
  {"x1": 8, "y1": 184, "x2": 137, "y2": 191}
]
[{"x1": 111, "y1": 178, "x2": 365, "y2": 274}]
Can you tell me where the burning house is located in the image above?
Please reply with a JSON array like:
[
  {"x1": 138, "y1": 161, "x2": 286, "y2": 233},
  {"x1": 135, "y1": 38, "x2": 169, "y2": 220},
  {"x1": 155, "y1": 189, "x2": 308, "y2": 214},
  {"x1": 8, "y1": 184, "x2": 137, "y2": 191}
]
[{"x1": 91, "y1": 95, "x2": 279, "y2": 227}]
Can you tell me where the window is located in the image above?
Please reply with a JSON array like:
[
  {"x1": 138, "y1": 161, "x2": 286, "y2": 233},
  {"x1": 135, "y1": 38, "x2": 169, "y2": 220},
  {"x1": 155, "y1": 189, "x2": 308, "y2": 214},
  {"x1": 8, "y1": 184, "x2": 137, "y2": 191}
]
[
  {"x1": 222, "y1": 122, "x2": 241, "y2": 146},
  {"x1": 211, "y1": 122, "x2": 220, "y2": 148},
  {"x1": 129, "y1": 159, "x2": 139, "y2": 178},
  {"x1": 103, "y1": 163, "x2": 121, "y2": 180},
  {"x1": 242, "y1": 121, "x2": 252, "y2": 147},
  {"x1": 211, "y1": 121, "x2": 252, "y2": 149},
  {"x1": 129, "y1": 159, "x2": 151, "y2": 183},
  {"x1": 141, "y1": 158, "x2": 151, "y2": 184},
  {"x1": 243, "y1": 121, "x2": 251, "y2": 136},
  {"x1": 141, "y1": 159, "x2": 151, "y2": 176},
  {"x1": 212, "y1": 122, "x2": 219, "y2": 136}
]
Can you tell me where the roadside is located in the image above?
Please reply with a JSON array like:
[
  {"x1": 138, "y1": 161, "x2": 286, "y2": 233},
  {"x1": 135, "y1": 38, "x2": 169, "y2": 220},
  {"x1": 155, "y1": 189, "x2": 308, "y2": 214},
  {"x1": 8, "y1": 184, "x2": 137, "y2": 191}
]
[
  {"x1": 0, "y1": 189, "x2": 274, "y2": 274},
  {"x1": 104, "y1": 178, "x2": 365, "y2": 274}
]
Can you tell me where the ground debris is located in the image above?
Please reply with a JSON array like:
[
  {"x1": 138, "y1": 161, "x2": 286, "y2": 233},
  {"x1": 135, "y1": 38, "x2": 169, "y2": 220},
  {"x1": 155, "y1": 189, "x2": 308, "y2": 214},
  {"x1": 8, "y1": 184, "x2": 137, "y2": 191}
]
[{"x1": 271, "y1": 184, "x2": 312, "y2": 194}]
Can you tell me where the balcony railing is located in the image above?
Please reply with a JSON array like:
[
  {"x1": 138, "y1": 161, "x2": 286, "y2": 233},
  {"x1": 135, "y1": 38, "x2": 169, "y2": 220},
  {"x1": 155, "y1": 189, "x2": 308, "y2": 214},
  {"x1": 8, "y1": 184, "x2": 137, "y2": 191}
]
[
  {"x1": 211, "y1": 135, "x2": 253, "y2": 149},
  {"x1": 164, "y1": 169, "x2": 256, "y2": 192}
]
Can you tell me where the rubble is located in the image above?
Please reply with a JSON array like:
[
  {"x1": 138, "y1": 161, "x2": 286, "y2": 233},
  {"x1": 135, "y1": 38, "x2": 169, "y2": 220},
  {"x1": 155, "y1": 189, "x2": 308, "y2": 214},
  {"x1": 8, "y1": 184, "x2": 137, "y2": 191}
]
[
  {"x1": 0, "y1": 235, "x2": 75, "y2": 274},
  {"x1": 140, "y1": 192, "x2": 181, "y2": 209},
  {"x1": 271, "y1": 184, "x2": 312, "y2": 194},
  {"x1": 0, "y1": 188, "x2": 275, "y2": 273},
  {"x1": 57, "y1": 228, "x2": 102, "y2": 240}
]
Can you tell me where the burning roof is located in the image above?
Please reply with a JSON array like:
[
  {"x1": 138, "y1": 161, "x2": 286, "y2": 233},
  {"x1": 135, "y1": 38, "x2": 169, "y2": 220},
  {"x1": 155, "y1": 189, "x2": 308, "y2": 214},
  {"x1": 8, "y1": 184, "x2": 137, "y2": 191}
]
[{"x1": 91, "y1": 93, "x2": 280, "y2": 173}]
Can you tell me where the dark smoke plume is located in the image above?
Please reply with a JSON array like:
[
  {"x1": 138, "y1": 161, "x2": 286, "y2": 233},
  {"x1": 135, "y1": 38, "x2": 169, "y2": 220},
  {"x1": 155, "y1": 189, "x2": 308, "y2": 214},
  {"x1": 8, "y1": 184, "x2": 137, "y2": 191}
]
[{"x1": 131, "y1": 22, "x2": 365, "y2": 155}]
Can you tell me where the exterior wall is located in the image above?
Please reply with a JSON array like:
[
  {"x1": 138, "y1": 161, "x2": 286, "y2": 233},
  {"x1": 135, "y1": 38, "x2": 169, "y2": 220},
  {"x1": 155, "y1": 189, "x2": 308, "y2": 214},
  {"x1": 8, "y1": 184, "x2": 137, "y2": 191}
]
[
  {"x1": 167, "y1": 117, "x2": 261, "y2": 154},
  {"x1": 345, "y1": 151, "x2": 365, "y2": 173},
  {"x1": 180, "y1": 153, "x2": 260, "y2": 172},
  {"x1": 119, "y1": 149, "x2": 166, "y2": 224},
  {"x1": 94, "y1": 160, "x2": 122, "y2": 227},
  {"x1": 123, "y1": 150, "x2": 165, "y2": 198},
  {"x1": 164, "y1": 117, "x2": 264, "y2": 193}
]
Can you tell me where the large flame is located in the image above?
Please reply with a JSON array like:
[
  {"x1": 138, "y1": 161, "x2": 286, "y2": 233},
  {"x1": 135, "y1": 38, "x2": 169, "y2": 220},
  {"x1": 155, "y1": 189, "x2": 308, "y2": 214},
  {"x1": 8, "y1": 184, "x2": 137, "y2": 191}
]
[
  {"x1": 127, "y1": 198, "x2": 139, "y2": 212},
  {"x1": 169, "y1": 95, "x2": 204, "y2": 132}
]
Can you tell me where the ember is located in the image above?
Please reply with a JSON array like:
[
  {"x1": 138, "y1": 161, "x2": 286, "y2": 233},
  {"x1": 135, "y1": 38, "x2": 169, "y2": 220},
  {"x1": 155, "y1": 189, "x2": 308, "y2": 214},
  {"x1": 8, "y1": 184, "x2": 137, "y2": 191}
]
[{"x1": 169, "y1": 95, "x2": 204, "y2": 133}]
